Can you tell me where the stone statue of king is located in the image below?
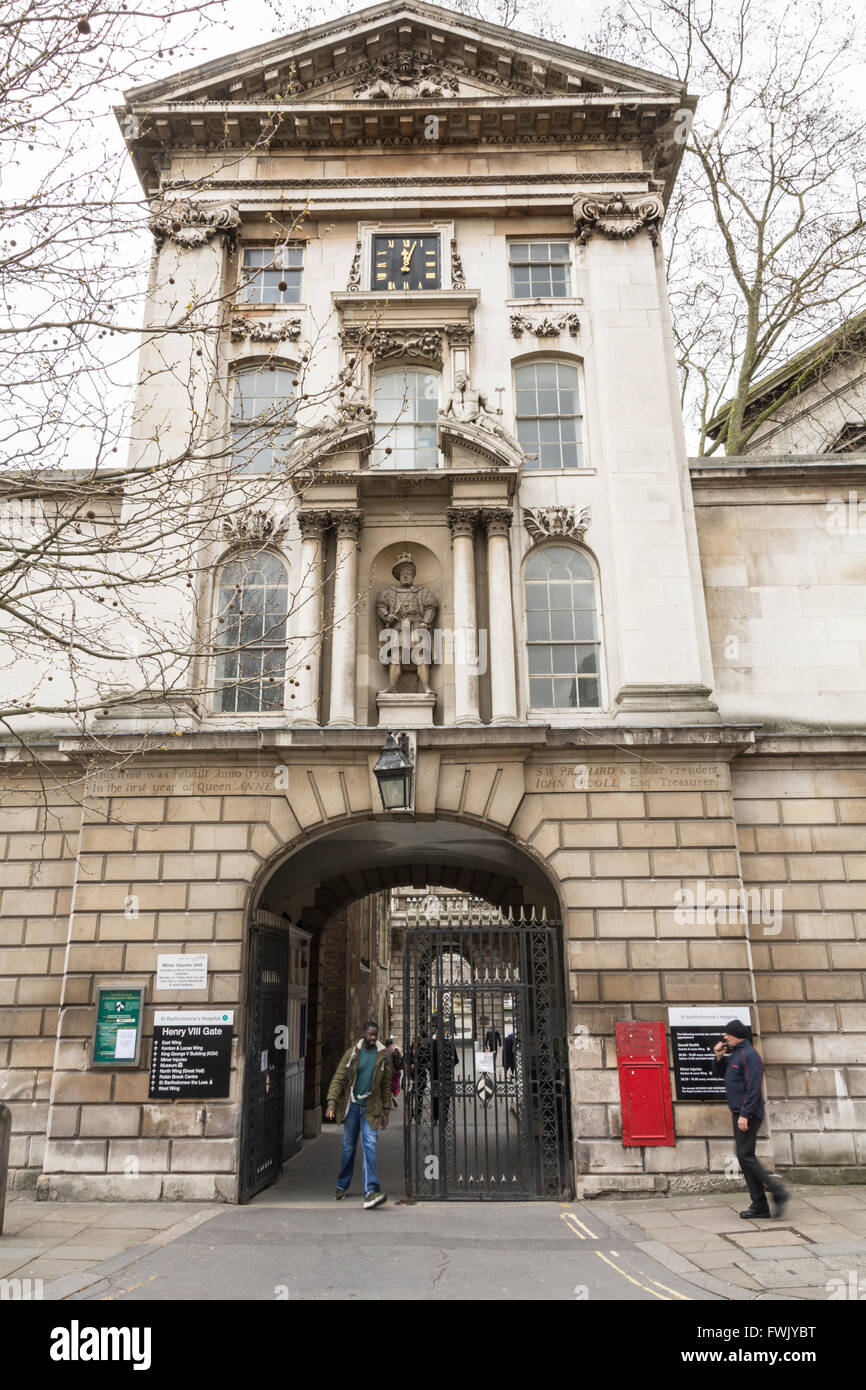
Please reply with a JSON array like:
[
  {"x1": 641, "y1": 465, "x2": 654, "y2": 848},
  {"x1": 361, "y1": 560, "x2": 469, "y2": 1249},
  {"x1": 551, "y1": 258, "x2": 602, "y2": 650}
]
[{"x1": 376, "y1": 553, "x2": 438, "y2": 694}]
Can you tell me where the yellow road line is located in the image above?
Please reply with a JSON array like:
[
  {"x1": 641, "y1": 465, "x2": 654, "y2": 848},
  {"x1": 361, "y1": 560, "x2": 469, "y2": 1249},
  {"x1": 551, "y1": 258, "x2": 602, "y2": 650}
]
[
  {"x1": 560, "y1": 1212, "x2": 586, "y2": 1239},
  {"x1": 594, "y1": 1249, "x2": 670, "y2": 1300},
  {"x1": 639, "y1": 1271, "x2": 690, "y2": 1301}
]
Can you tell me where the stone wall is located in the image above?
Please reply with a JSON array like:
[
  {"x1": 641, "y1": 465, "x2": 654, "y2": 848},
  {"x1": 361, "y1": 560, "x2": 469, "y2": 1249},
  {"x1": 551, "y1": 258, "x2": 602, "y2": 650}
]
[
  {"x1": 0, "y1": 775, "x2": 82, "y2": 1189},
  {"x1": 733, "y1": 745, "x2": 866, "y2": 1178},
  {"x1": 2, "y1": 731, "x2": 864, "y2": 1201},
  {"x1": 692, "y1": 459, "x2": 866, "y2": 730}
]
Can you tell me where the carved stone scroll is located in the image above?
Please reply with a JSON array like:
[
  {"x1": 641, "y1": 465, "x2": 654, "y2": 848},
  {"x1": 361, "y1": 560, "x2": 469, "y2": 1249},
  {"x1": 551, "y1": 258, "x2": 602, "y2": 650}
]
[
  {"x1": 229, "y1": 316, "x2": 301, "y2": 343},
  {"x1": 149, "y1": 201, "x2": 241, "y2": 251},
  {"x1": 222, "y1": 509, "x2": 287, "y2": 546},
  {"x1": 523, "y1": 505, "x2": 591, "y2": 542},
  {"x1": 510, "y1": 312, "x2": 579, "y2": 339},
  {"x1": 572, "y1": 193, "x2": 664, "y2": 247}
]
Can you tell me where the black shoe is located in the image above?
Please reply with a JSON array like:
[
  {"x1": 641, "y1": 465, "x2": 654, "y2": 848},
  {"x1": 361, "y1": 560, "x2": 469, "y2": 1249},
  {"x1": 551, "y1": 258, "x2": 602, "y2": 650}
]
[
  {"x1": 772, "y1": 1189, "x2": 790, "y2": 1219},
  {"x1": 364, "y1": 1189, "x2": 387, "y2": 1209},
  {"x1": 740, "y1": 1202, "x2": 771, "y2": 1219},
  {"x1": 335, "y1": 1187, "x2": 348, "y2": 1200}
]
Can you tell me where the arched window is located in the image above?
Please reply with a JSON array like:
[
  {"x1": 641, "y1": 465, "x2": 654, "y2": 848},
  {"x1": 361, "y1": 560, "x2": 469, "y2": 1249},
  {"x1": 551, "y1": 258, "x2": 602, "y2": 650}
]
[
  {"x1": 514, "y1": 361, "x2": 583, "y2": 470},
  {"x1": 230, "y1": 363, "x2": 295, "y2": 473},
  {"x1": 213, "y1": 552, "x2": 288, "y2": 712},
  {"x1": 372, "y1": 368, "x2": 440, "y2": 469},
  {"x1": 524, "y1": 545, "x2": 601, "y2": 710}
]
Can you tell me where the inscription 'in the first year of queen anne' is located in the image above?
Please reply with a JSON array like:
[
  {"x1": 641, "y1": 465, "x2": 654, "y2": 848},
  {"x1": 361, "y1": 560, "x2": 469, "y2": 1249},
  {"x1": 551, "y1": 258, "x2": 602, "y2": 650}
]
[
  {"x1": 88, "y1": 767, "x2": 279, "y2": 798},
  {"x1": 531, "y1": 763, "x2": 725, "y2": 792}
]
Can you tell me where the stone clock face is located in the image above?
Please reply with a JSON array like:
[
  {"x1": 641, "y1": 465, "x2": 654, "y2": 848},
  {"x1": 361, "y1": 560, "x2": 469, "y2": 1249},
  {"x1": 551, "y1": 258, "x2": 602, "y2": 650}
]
[{"x1": 372, "y1": 234, "x2": 440, "y2": 290}]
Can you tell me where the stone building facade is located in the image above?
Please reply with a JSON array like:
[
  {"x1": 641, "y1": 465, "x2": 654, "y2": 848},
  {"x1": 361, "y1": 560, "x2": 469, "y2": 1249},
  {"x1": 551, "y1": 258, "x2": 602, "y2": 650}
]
[{"x1": 1, "y1": 1, "x2": 865, "y2": 1202}]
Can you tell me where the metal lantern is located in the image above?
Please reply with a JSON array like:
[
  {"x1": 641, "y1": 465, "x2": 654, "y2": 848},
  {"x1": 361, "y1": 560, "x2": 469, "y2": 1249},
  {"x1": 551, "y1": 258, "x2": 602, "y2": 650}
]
[{"x1": 373, "y1": 732, "x2": 413, "y2": 811}]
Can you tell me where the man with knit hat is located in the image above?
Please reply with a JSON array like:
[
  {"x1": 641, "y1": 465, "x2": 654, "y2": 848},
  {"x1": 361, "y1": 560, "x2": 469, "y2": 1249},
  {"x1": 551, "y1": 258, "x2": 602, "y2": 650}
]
[{"x1": 713, "y1": 1020, "x2": 790, "y2": 1220}]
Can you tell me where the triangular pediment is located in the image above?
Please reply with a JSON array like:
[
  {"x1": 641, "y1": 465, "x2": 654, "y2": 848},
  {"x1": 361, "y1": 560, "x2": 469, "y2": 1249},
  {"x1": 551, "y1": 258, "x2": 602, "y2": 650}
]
[{"x1": 124, "y1": 0, "x2": 687, "y2": 108}]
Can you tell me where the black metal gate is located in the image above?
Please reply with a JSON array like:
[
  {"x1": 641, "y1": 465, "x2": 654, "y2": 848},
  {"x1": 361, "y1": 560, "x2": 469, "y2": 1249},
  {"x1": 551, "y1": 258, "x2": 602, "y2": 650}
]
[
  {"x1": 403, "y1": 908, "x2": 572, "y2": 1200},
  {"x1": 240, "y1": 923, "x2": 289, "y2": 1203}
]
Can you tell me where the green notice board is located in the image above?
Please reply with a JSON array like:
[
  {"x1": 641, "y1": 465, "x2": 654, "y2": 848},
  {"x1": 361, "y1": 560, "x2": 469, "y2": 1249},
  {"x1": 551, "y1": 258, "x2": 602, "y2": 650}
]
[{"x1": 92, "y1": 986, "x2": 144, "y2": 1067}]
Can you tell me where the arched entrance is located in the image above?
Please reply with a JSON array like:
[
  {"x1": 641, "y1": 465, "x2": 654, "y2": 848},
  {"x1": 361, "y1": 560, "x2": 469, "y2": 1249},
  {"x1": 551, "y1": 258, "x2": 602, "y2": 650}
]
[{"x1": 239, "y1": 817, "x2": 572, "y2": 1203}]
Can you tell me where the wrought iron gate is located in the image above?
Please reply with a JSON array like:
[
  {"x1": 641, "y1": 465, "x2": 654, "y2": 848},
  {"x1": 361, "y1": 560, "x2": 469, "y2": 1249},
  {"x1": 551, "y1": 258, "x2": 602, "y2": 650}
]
[
  {"x1": 240, "y1": 923, "x2": 289, "y2": 1203},
  {"x1": 403, "y1": 907, "x2": 572, "y2": 1200}
]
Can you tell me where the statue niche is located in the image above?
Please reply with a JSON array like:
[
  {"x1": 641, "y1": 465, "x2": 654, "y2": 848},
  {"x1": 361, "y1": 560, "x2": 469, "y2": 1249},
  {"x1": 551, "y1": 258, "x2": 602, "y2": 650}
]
[{"x1": 376, "y1": 553, "x2": 438, "y2": 695}]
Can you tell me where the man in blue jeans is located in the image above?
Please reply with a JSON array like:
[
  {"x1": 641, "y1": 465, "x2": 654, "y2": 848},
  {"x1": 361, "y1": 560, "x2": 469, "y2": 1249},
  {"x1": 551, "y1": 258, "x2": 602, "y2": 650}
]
[{"x1": 325, "y1": 1021, "x2": 392, "y2": 1209}]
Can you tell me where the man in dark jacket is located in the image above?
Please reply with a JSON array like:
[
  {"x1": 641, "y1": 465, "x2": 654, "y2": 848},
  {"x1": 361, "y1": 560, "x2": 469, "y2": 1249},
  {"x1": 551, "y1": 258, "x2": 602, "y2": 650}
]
[
  {"x1": 325, "y1": 1021, "x2": 392, "y2": 1208},
  {"x1": 713, "y1": 1020, "x2": 789, "y2": 1220}
]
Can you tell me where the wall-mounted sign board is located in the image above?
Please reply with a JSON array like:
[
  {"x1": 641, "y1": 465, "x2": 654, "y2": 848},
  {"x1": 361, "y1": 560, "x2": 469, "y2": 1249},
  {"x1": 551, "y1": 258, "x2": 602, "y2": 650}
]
[
  {"x1": 668, "y1": 1007, "x2": 752, "y2": 1101},
  {"x1": 148, "y1": 1010, "x2": 234, "y2": 1100},
  {"x1": 156, "y1": 953, "x2": 208, "y2": 990},
  {"x1": 91, "y1": 986, "x2": 145, "y2": 1067}
]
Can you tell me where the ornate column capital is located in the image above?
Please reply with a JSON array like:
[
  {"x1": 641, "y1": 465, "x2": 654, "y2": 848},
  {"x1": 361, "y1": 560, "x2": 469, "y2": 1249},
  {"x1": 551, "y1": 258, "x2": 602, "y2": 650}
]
[
  {"x1": 148, "y1": 201, "x2": 241, "y2": 251},
  {"x1": 572, "y1": 192, "x2": 664, "y2": 247},
  {"x1": 481, "y1": 507, "x2": 514, "y2": 537},
  {"x1": 297, "y1": 510, "x2": 330, "y2": 540},
  {"x1": 446, "y1": 507, "x2": 479, "y2": 539},
  {"x1": 330, "y1": 509, "x2": 363, "y2": 541}
]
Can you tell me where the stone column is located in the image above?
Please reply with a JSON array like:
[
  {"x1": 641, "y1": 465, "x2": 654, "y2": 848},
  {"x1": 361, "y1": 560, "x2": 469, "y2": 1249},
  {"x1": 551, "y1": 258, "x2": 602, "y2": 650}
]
[
  {"x1": 447, "y1": 508, "x2": 481, "y2": 726},
  {"x1": 291, "y1": 511, "x2": 329, "y2": 725},
  {"x1": 328, "y1": 509, "x2": 363, "y2": 727},
  {"x1": 482, "y1": 508, "x2": 517, "y2": 724}
]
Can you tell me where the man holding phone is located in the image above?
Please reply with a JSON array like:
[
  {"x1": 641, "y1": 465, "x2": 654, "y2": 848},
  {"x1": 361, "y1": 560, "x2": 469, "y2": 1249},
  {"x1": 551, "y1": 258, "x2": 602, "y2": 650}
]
[{"x1": 713, "y1": 1020, "x2": 789, "y2": 1220}]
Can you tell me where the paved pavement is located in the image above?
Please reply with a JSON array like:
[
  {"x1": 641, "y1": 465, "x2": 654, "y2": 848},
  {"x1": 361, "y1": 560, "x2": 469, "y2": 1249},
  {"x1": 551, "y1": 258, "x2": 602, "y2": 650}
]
[{"x1": 3, "y1": 1112, "x2": 866, "y2": 1301}]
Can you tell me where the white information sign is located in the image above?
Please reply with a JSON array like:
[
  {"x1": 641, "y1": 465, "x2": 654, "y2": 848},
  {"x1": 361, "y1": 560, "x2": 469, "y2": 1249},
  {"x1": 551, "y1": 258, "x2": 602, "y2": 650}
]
[{"x1": 156, "y1": 954, "x2": 208, "y2": 991}]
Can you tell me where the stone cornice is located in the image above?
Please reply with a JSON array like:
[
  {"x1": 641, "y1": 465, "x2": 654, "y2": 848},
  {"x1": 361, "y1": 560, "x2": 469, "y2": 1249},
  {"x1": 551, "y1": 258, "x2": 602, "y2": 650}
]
[{"x1": 689, "y1": 455, "x2": 866, "y2": 494}]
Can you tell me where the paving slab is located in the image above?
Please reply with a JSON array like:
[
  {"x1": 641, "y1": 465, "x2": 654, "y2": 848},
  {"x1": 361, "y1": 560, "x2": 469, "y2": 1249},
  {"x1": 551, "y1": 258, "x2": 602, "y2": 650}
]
[{"x1": 727, "y1": 1228, "x2": 806, "y2": 1248}]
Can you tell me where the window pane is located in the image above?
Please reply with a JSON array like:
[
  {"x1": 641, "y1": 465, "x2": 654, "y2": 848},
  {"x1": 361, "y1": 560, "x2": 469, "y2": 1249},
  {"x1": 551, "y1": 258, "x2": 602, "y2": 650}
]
[
  {"x1": 553, "y1": 677, "x2": 578, "y2": 707},
  {"x1": 552, "y1": 645, "x2": 577, "y2": 674},
  {"x1": 529, "y1": 678, "x2": 553, "y2": 707},
  {"x1": 526, "y1": 610, "x2": 550, "y2": 641},
  {"x1": 580, "y1": 678, "x2": 601, "y2": 708},
  {"x1": 528, "y1": 645, "x2": 552, "y2": 674},
  {"x1": 550, "y1": 609, "x2": 574, "y2": 640}
]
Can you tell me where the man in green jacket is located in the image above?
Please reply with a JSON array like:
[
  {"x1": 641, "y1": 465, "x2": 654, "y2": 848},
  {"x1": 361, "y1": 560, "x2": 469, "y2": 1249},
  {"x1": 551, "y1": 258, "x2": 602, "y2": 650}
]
[{"x1": 325, "y1": 1020, "x2": 391, "y2": 1208}]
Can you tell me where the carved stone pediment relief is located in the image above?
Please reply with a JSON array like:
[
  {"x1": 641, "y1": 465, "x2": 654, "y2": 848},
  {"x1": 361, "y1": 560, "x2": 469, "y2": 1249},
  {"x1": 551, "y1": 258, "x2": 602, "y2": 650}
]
[
  {"x1": 148, "y1": 201, "x2": 241, "y2": 251},
  {"x1": 354, "y1": 56, "x2": 460, "y2": 100},
  {"x1": 279, "y1": 385, "x2": 376, "y2": 469},
  {"x1": 510, "y1": 312, "x2": 579, "y2": 339},
  {"x1": 523, "y1": 505, "x2": 591, "y2": 542},
  {"x1": 222, "y1": 509, "x2": 288, "y2": 546},
  {"x1": 438, "y1": 418, "x2": 524, "y2": 470},
  {"x1": 573, "y1": 193, "x2": 664, "y2": 247},
  {"x1": 229, "y1": 316, "x2": 301, "y2": 343},
  {"x1": 341, "y1": 325, "x2": 443, "y2": 367}
]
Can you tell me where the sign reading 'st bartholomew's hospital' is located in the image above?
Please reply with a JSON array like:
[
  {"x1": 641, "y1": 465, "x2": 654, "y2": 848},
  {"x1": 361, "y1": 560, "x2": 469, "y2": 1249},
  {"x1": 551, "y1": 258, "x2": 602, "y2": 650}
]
[{"x1": 668, "y1": 1008, "x2": 752, "y2": 1101}]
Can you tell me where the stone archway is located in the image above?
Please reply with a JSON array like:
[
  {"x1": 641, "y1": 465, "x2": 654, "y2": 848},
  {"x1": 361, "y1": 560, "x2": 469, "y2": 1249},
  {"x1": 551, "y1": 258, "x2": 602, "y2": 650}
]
[{"x1": 239, "y1": 812, "x2": 570, "y2": 1202}]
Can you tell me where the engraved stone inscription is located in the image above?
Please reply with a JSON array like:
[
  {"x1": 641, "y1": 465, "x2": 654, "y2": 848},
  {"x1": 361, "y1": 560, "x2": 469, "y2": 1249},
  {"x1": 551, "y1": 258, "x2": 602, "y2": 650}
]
[
  {"x1": 89, "y1": 767, "x2": 278, "y2": 798},
  {"x1": 530, "y1": 763, "x2": 726, "y2": 792}
]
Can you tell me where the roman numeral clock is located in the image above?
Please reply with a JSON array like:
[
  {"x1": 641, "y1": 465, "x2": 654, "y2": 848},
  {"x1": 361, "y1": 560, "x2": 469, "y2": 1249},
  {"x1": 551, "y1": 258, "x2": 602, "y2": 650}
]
[{"x1": 372, "y1": 235, "x2": 441, "y2": 290}]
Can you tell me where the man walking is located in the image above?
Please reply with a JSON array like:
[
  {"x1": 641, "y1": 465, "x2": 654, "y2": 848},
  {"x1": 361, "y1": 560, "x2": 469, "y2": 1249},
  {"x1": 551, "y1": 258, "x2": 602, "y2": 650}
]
[
  {"x1": 325, "y1": 1021, "x2": 391, "y2": 1208},
  {"x1": 713, "y1": 1020, "x2": 789, "y2": 1220}
]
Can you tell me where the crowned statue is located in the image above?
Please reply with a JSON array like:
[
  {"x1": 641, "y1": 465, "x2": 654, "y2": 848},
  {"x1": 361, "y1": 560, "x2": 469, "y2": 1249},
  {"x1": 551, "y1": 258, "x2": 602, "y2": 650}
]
[{"x1": 376, "y1": 553, "x2": 438, "y2": 694}]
